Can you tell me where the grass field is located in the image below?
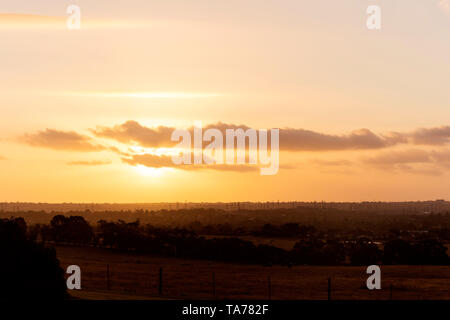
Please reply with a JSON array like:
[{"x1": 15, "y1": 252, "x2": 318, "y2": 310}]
[{"x1": 56, "y1": 245, "x2": 450, "y2": 300}]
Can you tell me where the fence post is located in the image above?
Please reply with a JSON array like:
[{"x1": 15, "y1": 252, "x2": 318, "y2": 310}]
[
  {"x1": 106, "y1": 264, "x2": 110, "y2": 291},
  {"x1": 268, "y1": 276, "x2": 272, "y2": 300},
  {"x1": 158, "y1": 267, "x2": 163, "y2": 296},
  {"x1": 212, "y1": 272, "x2": 216, "y2": 299},
  {"x1": 327, "y1": 278, "x2": 331, "y2": 300}
]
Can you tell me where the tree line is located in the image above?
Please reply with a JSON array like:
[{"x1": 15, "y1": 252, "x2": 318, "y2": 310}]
[{"x1": 25, "y1": 215, "x2": 450, "y2": 266}]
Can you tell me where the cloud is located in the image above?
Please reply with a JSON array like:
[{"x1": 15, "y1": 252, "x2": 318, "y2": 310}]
[
  {"x1": 24, "y1": 122, "x2": 450, "y2": 156},
  {"x1": 310, "y1": 159, "x2": 352, "y2": 166},
  {"x1": 409, "y1": 126, "x2": 450, "y2": 145},
  {"x1": 122, "y1": 154, "x2": 174, "y2": 168},
  {"x1": 361, "y1": 149, "x2": 450, "y2": 175},
  {"x1": 281, "y1": 126, "x2": 450, "y2": 151},
  {"x1": 92, "y1": 121, "x2": 450, "y2": 152},
  {"x1": 108, "y1": 146, "x2": 131, "y2": 156},
  {"x1": 363, "y1": 149, "x2": 432, "y2": 165},
  {"x1": 121, "y1": 154, "x2": 259, "y2": 172},
  {"x1": 20, "y1": 129, "x2": 105, "y2": 152},
  {"x1": 91, "y1": 121, "x2": 176, "y2": 148},
  {"x1": 92, "y1": 121, "x2": 401, "y2": 151},
  {"x1": 67, "y1": 160, "x2": 112, "y2": 166},
  {"x1": 430, "y1": 149, "x2": 450, "y2": 168},
  {"x1": 207, "y1": 123, "x2": 398, "y2": 151},
  {"x1": 281, "y1": 128, "x2": 392, "y2": 151}
]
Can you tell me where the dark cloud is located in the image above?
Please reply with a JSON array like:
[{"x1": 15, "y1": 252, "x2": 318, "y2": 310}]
[
  {"x1": 280, "y1": 128, "x2": 392, "y2": 151},
  {"x1": 121, "y1": 154, "x2": 259, "y2": 172},
  {"x1": 210, "y1": 124, "x2": 396, "y2": 151},
  {"x1": 91, "y1": 121, "x2": 176, "y2": 148},
  {"x1": 20, "y1": 129, "x2": 105, "y2": 152},
  {"x1": 91, "y1": 121, "x2": 400, "y2": 151},
  {"x1": 23, "y1": 123, "x2": 450, "y2": 155},
  {"x1": 409, "y1": 126, "x2": 450, "y2": 145}
]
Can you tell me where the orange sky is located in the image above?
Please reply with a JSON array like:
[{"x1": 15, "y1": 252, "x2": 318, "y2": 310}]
[{"x1": 1, "y1": 1, "x2": 450, "y2": 202}]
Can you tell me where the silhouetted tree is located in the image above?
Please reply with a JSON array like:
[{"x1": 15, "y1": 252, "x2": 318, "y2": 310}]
[
  {"x1": 348, "y1": 240, "x2": 382, "y2": 266},
  {"x1": 49, "y1": 215, "x2": 94, "y2": 244},
  {"x1": 413, "y1": 239, "x2": 449, "y2": 265},
  {"x1": 0, "y1": 218, "x2": 67, "y2": 299},
  {"x1": 383, "y1": 239, "x2": 414, "y2": 264}
]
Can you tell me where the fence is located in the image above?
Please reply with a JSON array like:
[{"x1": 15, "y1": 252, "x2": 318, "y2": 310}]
[{"x1": 64, "y1": 261, "x2": 436, "y2": 300}]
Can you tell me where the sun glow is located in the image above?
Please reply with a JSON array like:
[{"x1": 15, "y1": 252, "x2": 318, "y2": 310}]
[
  {"x1": 134, "y1": 165, "x2": 166, "y2": 177},
  {"x1": 128, "y1": 147, "x2": 180, "y2": 156},
  {"x1": 54, "y1": 92, "x2": 221, "y2": 99},
  {"x1": 0, "y1": 14, "x2": 148, "y2": 30}
]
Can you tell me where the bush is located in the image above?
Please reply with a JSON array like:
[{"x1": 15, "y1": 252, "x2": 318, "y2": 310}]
[{"x1": 0, "y1": 218, "x2": 67, "y2": 299}]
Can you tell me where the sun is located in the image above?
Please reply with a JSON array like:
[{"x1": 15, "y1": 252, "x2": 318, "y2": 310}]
[{"x1": 134, "y1": 165, "x2": 165, "y2": 177}]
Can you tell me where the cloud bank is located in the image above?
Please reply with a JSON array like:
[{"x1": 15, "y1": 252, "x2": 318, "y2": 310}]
[
  {"x1": 20, "y1": 129, "x2": 105, "y2": 152},
  {"x1": 18, "y1": 122, "x2": 450, "y2": 174},
  {"x1": 122, "y1": 154, "x2": 259, "y2": 172},
  {"x1": 91, "y1": 121, "x2": 450, "y2": 151}
]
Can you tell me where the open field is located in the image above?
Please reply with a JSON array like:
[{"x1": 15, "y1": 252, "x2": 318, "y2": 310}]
[{"x1": 56, "y1": 246, "x2": 450, "y2": 300}]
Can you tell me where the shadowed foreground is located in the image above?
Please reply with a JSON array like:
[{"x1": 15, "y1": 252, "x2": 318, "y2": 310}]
[
  {"x1": 57, "y1": 246, "x2": 450, "y2": 300},
  {"x1": 0, "y1": 218, "x2": 67, "y2": 299}
]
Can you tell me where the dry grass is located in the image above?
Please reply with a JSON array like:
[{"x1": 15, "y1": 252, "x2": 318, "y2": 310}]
[{"x1": 56, "y1": 246, "x2": 450, "y2": 300}]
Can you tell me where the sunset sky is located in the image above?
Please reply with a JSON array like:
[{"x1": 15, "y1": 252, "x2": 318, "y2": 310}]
[{"x1": 1, "y1": 0, "x2": 450, "y2": 202}]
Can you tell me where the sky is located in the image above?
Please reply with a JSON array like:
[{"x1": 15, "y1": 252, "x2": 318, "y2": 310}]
[{"x1": 0, "y1": 0, "x2": 449, "y2": 202}]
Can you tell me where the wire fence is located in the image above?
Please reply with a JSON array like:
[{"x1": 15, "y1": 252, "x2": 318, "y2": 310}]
[{"x1": 61, "y1": 260, "x2": 449, "y2": 300}]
